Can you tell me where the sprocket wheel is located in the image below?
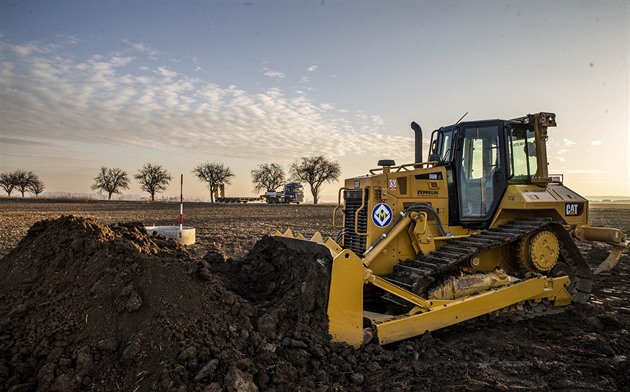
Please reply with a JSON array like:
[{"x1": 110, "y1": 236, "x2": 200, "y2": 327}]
[
  {"x1": 517, "y1": 230, "x2": 560, "y2": 273},
  {"x1": 529, "y1": 230, "x2": 560, "y2": 271}
]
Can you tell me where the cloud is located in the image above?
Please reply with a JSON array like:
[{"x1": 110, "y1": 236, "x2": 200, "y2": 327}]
[
  {"x1": 591, "y1": 140, "x2": 602, "y2": 146},
  {"x1": 0, "y1": 38, "x2": 413, "y2": 166},
  {"x1": 0, "y1": 136, "x2": 51, "y2": 147},
  {"x1": 307, "y1": 65, "x2": 318, "y2": 72},
  {"x1": 263, "y1": 67, "x2": 285, "y2": 79},
  {"x1": 121, "y1": 39, "x2": 160, "y2": 56},
  {"x1": 560, "y1": 169, "x2": 607, "y2": 174},
  {"x1": 547, "y1": 137, "x2": 576, "y2": 163}
]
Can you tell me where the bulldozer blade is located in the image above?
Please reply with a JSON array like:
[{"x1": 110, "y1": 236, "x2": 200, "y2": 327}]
[
  {"x1": 272, "y1": 234, "x2": 335, "y2": 259},
  {"x1": 594, "y1": 246, "x2": 626, "y2": 274}
]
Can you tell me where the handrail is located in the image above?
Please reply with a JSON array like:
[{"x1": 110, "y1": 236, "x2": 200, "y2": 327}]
[
  {"x1": 332, "y1": 187, "x2": 346, "y2": 229},
  {"x1": 369, "y1": 161, "x2": 439, "y2": 175},
  {"x1": 355, "y1": 187, "x2": 369, "y2": 236},
  {"x1": 549, "y1": 173, "x2": 564, "y2": 184}
]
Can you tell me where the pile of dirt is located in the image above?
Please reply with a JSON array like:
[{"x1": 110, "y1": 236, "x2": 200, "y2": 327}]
[
  {"x1": 0, "y1": 216, "x2": 354, "y2": 391},
  {"x1": 1, "y1": 215, "x2": 629, "y2": 392}
]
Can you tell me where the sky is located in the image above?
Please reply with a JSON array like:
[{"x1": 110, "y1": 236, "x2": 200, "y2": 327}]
[{"x1": 1, "y1": 0, "x2": 628, "y2": 202}]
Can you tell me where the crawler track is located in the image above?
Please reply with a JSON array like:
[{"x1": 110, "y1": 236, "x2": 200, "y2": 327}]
[{"x1": 382, "y1": 218, "x2": 593, "y2": 313}]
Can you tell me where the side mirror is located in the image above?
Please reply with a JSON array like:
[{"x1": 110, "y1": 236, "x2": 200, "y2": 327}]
[{"x1": 526, "y1": 142, "x2": 537, "y2": 157}]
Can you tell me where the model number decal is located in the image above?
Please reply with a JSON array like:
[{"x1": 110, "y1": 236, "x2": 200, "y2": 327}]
[{"x1": 414, "y1": 172, "x2": 443, "y2": 180}]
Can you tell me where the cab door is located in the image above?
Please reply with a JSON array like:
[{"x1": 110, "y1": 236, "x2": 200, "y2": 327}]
[{"x1": 456, "y1": 123, "x2": 507, "y2": 227}]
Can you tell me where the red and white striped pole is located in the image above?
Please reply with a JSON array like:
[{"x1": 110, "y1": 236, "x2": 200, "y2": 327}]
[{"x1": 179, "y1": 174, "x2": 184, "y2": 231}]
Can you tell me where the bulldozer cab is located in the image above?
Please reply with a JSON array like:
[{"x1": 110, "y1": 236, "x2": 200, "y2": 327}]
[{"x1": 430, "y1": 113, "x2": 554, "y2": 229}]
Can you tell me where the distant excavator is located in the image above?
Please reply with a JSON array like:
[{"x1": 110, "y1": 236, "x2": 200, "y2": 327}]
[{"x1": 275, "y1": 112, "x2": 628, "y2": 347}]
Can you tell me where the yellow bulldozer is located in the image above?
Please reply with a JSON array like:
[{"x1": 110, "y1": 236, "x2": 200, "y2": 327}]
[{"x1": 275, "y1": 112, "x2": 628, "y2": 348}]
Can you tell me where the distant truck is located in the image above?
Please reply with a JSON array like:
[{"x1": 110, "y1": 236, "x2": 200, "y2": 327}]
[
  {"x1": 215, "y1": 196, "x2": 261, "y2": 203},
  {"x1": 263, "y1": 182, "x2": 304, "y2": 204},
  {"x1": 214, "y1": 182, "x2": 304, "y2": 204},
  {"x1": 214, "y1": 184, "x2": 260, "y2": 203}
]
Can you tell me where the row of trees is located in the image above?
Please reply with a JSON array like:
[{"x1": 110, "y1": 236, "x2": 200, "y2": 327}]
[
  {"x1": 91, "y1": 164, "x2": 172, "y2": 201},
  {"x1": 88, "y1": 155, "x2": 341, "y2": 204},
  {"x1": 0, "y1": 170, "x2": 45, "y2": 197}
]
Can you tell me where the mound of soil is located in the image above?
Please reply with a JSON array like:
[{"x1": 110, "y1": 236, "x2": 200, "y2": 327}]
[
  {"x1": 1, "y1": 215, "x2": 629, "y2": 391},
  {"x1": 0, "y1": 216, "x2": 262, "y2": 391}
]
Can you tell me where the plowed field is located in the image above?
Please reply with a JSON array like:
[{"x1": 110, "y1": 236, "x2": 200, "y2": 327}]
[{"x1": 0, "y1": 199, "x2": 628, "y2": 391}]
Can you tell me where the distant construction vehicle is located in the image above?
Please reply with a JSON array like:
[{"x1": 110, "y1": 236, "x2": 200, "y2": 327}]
[
  {"x1": 263, "y1": 182, "x2": 304, "y2": 204},
  {"x1": 214, "y1": 184, "x2": 260, "y2": 203},
  {"x1": 214, "y1": 182, "x2": 304, "y2": 204}
]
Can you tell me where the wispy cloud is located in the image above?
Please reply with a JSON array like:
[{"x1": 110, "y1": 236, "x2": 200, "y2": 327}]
[
  {"x1": 0, "y1": 38, "x2": 412, "y2": 166},
  {"x1": 121, "y1": 39, "x2": 160, "y2": 56},
  {"x1": 262, "y1": 67, "x2": 285, "y2": 79},
  {"x1": 560, "y1": 169, "x2": 607, "y2": 174},
  {"x1": 548, "y1": 138, "x2": 576, "y2": 163}
]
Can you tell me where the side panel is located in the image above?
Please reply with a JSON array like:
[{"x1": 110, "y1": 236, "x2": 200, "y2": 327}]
[{"x1": 491, "y1": 183, "x2": 589, "y2": 228}]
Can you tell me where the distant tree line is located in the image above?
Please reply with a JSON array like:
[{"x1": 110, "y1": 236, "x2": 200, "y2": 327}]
[
  {"x1": 191, "y1": 155, "x2": 340, "y2": 204},
  {"x1": 0, "y1": 170, "x2": 45, "y2": 197},
  {"x1": 91, "y1": 164, "x2": 172, "y2": 201},
  {"x1": 3, "y1": 155, "x2": 341, "y2": 204}
]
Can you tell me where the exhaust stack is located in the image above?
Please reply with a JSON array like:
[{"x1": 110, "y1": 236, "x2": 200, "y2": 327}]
[{"x1": 411, "y1": 121, "x2": 422, "y2": 164}]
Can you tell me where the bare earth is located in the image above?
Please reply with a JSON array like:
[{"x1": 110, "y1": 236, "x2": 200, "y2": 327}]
[
  {"x1": 0, "y1": 199, "x2": 334, "y2": 260},
  {"x1": 0, "y1": 199, "x2": 629, "y2": 391}
]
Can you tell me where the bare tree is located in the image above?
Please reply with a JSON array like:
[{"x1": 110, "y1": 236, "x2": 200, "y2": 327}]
[
  {"x1": 290, "y1": 156, "x2": 341, "y2": 204},
  {"x1": 28, "y1": 178, "x2": 45, "y2": 196},
  {"x1": 0, "y1": 172, "x2": 17, "y2": 196},
  {"x1": 91, "y1": 167, "x2": 130, "y2": 200},
  {"x1": 14, "y1": 170, "x2": 38, "y2": 198},
  {"x1": 192, "y1": 162, "x2": 235, "y2": 203},
  {"x1": 135, "y1": 163, "x2": 172, "y2": 201},
  {"x1": 251, "y1": 163, "x2": 285, "y2": 193}
]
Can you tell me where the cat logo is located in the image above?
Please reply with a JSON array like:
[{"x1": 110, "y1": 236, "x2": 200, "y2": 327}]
[{"x1": 565, "y1": 203, "x2": 582, "y2": 216}]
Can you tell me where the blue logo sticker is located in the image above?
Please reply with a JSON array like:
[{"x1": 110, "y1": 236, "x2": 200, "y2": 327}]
[{"x1": 372, "y1": 203, "x2": 393, "y2": 228}]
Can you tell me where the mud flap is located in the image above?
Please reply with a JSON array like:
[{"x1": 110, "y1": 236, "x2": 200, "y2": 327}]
[{"x1": 327, "y1": 250, "x2": 364, "y2": 348}]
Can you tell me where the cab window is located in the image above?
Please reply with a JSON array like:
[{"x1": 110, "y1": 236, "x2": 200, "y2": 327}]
[
  {"x1": 438, "y1": 130, "x2": 454, "y2": 162},
  {"x1": 507, "y1": 125, "x2": 536, "y2": 182},
  {"x1": 458, "y1": 125, "x2": 501, "y2": 219}
]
